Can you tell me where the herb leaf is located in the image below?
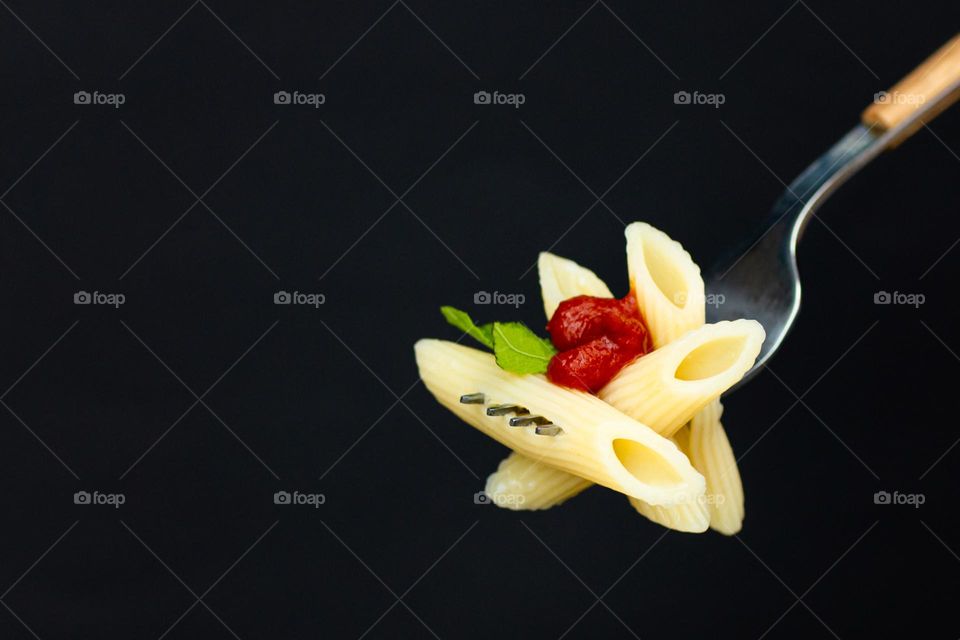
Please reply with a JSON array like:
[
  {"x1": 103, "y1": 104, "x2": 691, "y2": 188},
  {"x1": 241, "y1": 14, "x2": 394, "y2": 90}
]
[
  {"x1": 492, "y1": 322, "x2": 557, "y2": 374},
  {"x1": 440, "y1": 306, "x2": 494, "y2": 349}
]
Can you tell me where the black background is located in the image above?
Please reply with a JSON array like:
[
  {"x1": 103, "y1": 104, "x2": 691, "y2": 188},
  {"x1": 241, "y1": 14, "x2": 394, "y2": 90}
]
[{"x1": 1, "y1": 2, "x2": 959, "y2": 638}]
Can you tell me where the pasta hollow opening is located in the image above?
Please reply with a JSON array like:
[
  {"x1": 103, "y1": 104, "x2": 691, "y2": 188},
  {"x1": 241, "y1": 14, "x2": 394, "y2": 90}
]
[
  {"x1": 674, "y1": 336, "x2": 747, "y2": 381},
  {"x1": 643, "y1": 238, "x2": 688, "y2": 309},
  {"x1": 613, "y1": 438, "x2": 683, "y2": 487}
]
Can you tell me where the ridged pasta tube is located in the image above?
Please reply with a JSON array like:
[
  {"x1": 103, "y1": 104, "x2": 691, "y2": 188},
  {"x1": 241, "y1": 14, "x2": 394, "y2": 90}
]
[
  {"x1": 689, "y1": 399, "x2": 745, "y2": 535},
  {"x1": 416, "y1": 339, "x2": 705, "y2": 506}
]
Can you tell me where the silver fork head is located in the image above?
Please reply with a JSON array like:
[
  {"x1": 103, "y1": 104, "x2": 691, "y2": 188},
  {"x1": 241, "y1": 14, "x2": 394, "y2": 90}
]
[
  {"x1": 705, "y1": 124, "x2": 882, "y2": 392},
  {"x1": 459, "y1": 393, "x2": 561, "y2": 436}
]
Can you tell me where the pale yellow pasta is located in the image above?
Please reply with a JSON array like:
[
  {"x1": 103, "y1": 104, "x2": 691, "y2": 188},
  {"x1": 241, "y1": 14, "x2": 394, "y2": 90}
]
[
  {"x1": 538, "y1": 251, "x2": 613, "y2": 320},
  {"x1": 483, "y1": 321, "x2": 761, "y2": 513},
  {"x1": 599, "y1": 320, "x2": 765, "y2": 436},
  {"x1": 484, "y1": 454, "x2": 589, "y2": 510},
  {"x1": 415, "y1": 339, "x2": 704, "y2": 505},
  {"x1": 689, "y1": 399, "x2": 745, "y2": 535},
  {"x1": 625, "y1": 222, "x2": 705, "y2": 347},
  {"x1": 488, "y1": 243, "x2": 761, "y2": 522},
  {"x1": 627, "y1": 426, "x2": 709, "y2": 532}
]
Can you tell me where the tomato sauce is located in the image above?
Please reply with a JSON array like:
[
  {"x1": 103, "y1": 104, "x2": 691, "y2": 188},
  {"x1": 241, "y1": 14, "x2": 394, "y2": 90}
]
[{"x1": 546, "y1": 291, "x2": 653, "y2": 393}]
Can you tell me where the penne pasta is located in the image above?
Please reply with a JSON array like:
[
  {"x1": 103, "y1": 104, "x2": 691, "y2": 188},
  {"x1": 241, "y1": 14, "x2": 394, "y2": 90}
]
[
  {"x1": 484, "y1": 319, "x2": 761, "y2": 519},
  {"x1": 689, "y1": 399, "x2": 745, "y2": 535},
  {"x1": 599, "y1": 320, "x2": 765, "y2": 436},
  {"x1": 487, "y1": 247, "x2": 762, "y2": 525},
  {"x1": 425, "y1": 222, "x2": 763, "y2": 532},
  {"x1": 625, "y1": 222, "x2": 705, "y2": 347},
  {"x1": 538, "y1": 251, "x2": 614, "y2": 320},
  {"x1": 416, "y1": 339, "x2": 705, "y2": 505},
  {"x1": 484, "y1": 453, "x2": 590, "y2": 510}
]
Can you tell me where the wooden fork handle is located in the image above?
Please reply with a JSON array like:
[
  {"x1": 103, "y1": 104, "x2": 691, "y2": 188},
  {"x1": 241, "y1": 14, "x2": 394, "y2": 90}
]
[{"x1": 861, "y1": 33, "x2": 960, "y2": 147}]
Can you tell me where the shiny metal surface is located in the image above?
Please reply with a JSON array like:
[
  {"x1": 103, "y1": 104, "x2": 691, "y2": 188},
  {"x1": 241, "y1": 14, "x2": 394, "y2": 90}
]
[{"x1": 707, "y1": 83, "x2": 960, "y2": 392}]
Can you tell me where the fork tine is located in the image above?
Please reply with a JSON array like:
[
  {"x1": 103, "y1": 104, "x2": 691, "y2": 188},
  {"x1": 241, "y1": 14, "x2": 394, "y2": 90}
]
[
  {"x1": 459, "y1": 392, "x2": 486, "y2": 404},
  {"x1": 535, "y1": 424, "x2": 563, "y2": 436},
  {"x1": 508, "y1": 415, "x2": 549, "y2": 427},
  {"x1": 486, "y1": 404, "x2": 530, "y2": 416}
]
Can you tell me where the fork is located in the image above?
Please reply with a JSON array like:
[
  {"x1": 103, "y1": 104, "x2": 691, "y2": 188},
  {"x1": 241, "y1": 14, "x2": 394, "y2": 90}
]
[{"x1": 707, "y1": 34, "x2": 960, "y2": 391}]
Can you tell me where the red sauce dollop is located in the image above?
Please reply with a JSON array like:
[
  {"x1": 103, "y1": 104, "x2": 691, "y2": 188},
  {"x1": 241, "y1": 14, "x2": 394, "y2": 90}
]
[{"x1": 546, "y1": 291, "x2": 653, "y2": 393}]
